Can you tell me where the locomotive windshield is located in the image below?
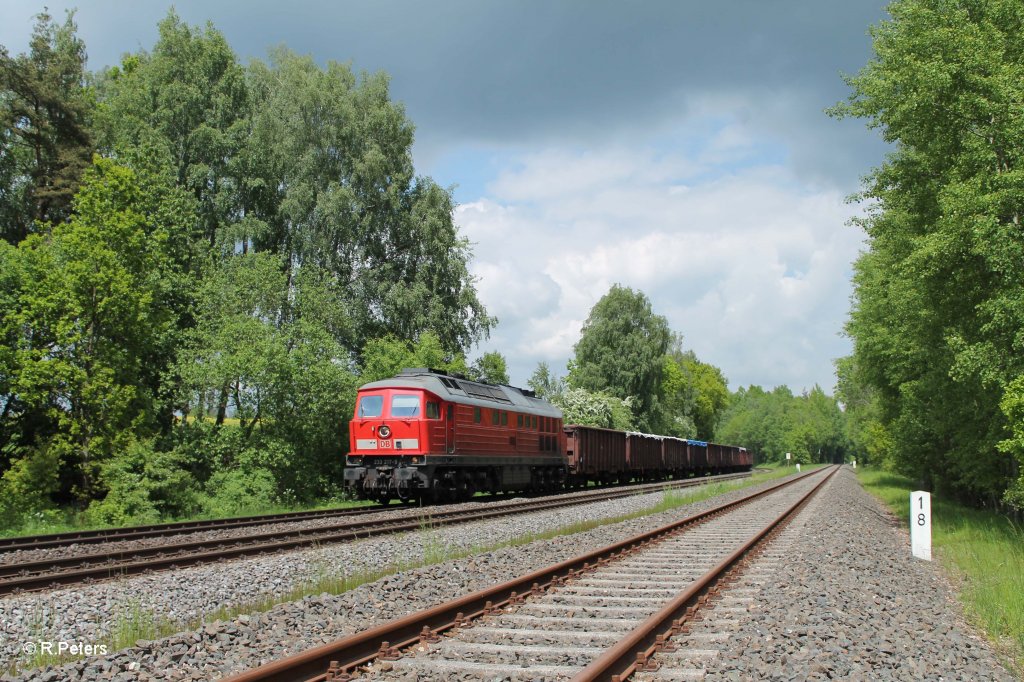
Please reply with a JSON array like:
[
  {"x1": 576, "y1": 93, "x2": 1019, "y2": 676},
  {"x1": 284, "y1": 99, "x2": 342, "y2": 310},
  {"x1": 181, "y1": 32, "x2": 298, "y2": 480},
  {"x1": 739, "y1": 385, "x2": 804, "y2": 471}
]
[
  {"x1": 357, "y1": 395, "x2": 384, "y2": 418},
  {"x1": 391, "y1": 394, "x2": 421, "y2": 417}
]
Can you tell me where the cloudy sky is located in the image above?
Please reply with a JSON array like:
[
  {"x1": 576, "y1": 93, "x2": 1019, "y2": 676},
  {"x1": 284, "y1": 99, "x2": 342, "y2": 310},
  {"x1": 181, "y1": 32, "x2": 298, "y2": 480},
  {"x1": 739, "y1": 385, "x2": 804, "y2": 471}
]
[{"x1": 1, "y1": 1, "x2": 891, "y2": 392}]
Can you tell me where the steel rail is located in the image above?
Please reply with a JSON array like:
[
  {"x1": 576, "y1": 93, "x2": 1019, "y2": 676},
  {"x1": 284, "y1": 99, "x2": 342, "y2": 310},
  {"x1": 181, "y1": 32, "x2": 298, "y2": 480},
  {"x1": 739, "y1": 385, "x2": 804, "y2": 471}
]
[
  {"x1": 220, "y1": 467, "x2": 830, "y2": 682},
  {"x1": 0, "y1": 473, "x2": 752, "y2": 595},
  {"x1": 0, "y1": 473, "x2": 750, "y2": 554},
  {"x1": 571, "y1": 465, "x2": 839, "y2": 682},
  {"x1": 0, "y1": 506, "x2": 386, "y2": 553}
]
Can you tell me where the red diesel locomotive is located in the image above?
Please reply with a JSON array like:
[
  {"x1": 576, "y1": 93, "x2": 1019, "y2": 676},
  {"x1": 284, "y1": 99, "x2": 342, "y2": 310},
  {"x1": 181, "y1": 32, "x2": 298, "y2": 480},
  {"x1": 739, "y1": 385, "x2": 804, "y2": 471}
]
[
  {"x1": 344, "y1": 368, "x2": 752, "y2": 503},
  {"x1": 345, "y1": 368, "x2": 566, "y2": 502}
]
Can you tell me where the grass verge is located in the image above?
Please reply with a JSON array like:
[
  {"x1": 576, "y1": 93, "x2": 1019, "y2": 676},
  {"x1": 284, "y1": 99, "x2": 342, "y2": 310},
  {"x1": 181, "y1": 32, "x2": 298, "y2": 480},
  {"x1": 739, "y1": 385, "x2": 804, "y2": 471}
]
[
  {"x1": 856, "y1": 467, "x2": 1024, "y2": 676},
  {"x1": 0, "y1": 496, "x2": 372, "y2": 541},
  {"x1": 7, "y1": 466, "x2": 807, "y2": 675}
]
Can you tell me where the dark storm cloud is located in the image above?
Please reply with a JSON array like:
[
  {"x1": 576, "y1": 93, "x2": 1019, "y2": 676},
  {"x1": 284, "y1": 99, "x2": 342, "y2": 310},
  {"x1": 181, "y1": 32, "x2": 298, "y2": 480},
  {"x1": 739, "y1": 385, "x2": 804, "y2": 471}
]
[{"x1": 1, "y1": 1, "x2": 889, "y2": 187}]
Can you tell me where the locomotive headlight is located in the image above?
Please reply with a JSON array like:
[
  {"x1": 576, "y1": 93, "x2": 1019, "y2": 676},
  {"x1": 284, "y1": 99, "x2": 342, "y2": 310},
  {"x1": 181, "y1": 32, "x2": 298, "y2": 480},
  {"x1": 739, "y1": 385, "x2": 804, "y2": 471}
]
[{"x1": 378, "y1": 425, "x2": 391, "y2": 439}]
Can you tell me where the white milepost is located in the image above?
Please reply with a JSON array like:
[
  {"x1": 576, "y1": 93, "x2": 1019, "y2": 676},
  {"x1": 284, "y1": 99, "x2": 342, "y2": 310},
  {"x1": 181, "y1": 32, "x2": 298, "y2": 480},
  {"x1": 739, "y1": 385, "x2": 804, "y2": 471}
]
[
  {"x1": 910, "y1": 491, "x2": 932, "y2": 561},
  {"x1": 796, "y1": 463, "x2": 801, "y2": 472},
  {"x1": 852, "y1": 459, "x2": 857, "y2": 469}
]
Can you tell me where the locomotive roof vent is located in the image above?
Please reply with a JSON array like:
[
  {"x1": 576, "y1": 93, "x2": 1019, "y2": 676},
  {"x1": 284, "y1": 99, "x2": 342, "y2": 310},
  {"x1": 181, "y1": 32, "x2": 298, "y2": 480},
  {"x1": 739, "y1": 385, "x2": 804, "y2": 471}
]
[
  {"x1": 394, "y1": 367, "x2": 539, "y2": 405},
  {"x1": 459, "y1": 381, "x2": 514, "y2": 404}
]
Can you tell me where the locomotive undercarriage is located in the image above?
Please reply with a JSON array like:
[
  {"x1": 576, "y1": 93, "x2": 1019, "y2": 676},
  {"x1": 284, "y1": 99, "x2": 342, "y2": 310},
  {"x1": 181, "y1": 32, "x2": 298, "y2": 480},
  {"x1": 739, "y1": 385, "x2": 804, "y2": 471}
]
[{"x1": 344, "y1": 454, "x2": 568, "y2": 504}]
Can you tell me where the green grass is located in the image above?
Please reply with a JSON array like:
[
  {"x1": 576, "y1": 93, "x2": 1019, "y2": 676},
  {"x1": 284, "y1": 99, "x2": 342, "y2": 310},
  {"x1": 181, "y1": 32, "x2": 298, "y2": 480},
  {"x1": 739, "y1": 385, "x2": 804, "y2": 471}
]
[
  {"x1": 6, "y1": 467, "x2": 801, "y2": 675},
  {"x1": 0, "y1": 496, "x2": 372, "y2": 540},
  {"x1": 857, "y1": 467, "x2": 1024, "y2": 676}
]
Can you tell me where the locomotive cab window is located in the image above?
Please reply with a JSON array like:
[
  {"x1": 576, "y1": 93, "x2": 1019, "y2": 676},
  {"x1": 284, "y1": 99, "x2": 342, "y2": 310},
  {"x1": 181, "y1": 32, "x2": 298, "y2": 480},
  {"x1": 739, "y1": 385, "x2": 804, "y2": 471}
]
[
  {"x1": 426, "y1": 401, "x2": 440, "y2": 419},
  {"x1": 357, "y1": 395, "x2": 384, "y2": 418},
  {"x1": 390, "y1": 394, "x2": 421, "y2": 417}
]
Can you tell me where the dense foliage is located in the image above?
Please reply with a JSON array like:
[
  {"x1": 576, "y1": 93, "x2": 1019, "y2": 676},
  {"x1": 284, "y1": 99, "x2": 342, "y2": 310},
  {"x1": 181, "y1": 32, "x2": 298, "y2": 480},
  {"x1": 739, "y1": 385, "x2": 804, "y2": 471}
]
[
  {"x1": 716, "y1": 385, "x2": 846, "y2": 465},
  {"x1": 833, "y1": 0, "x2": 1024, "y2": 507},
  {"x1": 0, "y1": 11, "x2": 492, "y2": 527}
]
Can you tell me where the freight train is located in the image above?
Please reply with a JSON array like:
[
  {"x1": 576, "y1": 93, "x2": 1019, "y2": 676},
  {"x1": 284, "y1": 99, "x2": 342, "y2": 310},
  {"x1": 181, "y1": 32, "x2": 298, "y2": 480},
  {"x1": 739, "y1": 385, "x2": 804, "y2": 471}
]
[{"x1": 343, "y1": 368, "x2": 753, "y2": 503}]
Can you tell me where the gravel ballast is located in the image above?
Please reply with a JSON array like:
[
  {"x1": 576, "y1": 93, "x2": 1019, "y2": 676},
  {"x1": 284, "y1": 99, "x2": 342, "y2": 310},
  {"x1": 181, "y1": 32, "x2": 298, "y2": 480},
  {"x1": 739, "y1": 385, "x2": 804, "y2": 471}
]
[
  {"x1": 703, "y1": 467, "x2": 1015, "y2": 681},
  {"x1": 2, "y1": 468, "x2": 1015, "y2": 681},
  {"x1": 0, "y1": 477, "x2": 759, "y2": 678}
]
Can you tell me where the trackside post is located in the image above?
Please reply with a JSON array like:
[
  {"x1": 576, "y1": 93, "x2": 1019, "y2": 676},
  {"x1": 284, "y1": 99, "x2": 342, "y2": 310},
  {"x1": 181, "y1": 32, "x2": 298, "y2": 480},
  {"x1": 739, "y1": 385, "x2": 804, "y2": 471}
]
[{"x1": 910, "y1": 491, "x2": 931, "y2": 561}]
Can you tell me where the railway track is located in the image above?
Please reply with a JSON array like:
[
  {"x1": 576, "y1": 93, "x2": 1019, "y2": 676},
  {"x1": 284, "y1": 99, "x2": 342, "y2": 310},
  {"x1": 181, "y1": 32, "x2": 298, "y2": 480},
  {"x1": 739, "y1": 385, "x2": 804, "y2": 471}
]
[
  {"x1": 221, "y1": 465, "x2": 837, "y2": 682},
  {"x1": 0, "y1": 472, "x2": 752, "y2": 596},
  {"x1": 0, "y1": 505, "x2": 389, "y2": 553},
  {"x1": 0, "y1": 474, "x2": 751, "y2": 554}
]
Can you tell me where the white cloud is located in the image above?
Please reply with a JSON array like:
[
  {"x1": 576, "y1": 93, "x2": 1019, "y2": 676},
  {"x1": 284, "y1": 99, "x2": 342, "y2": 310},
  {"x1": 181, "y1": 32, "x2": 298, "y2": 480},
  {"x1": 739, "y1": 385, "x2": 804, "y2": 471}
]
[{"x1": 458, "y1": 118, "x2": 865, "y2": 393}]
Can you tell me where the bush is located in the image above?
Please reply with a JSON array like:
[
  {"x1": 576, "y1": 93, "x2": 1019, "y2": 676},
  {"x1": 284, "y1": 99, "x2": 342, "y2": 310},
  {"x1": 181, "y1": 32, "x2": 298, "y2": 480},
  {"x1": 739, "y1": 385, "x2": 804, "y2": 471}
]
[
  {"x1": 201, "y1": 466, "x2": 279, "y2": 517},
  {"x1": 552, "y1": 387, "x2": 635, "y2": 430},
  {"x1": 85, "y1": 439, "x2": 201, "y2": 526},
  {"x1": 0, "y1": 444, "x2": 61, "y2": 529}
]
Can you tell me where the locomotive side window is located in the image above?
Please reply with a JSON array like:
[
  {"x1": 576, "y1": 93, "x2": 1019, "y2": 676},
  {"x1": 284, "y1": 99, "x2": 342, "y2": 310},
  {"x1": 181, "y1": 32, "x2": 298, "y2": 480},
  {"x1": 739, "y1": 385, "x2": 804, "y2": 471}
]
[
  {"x1": 426, "y1": 401, "x2": 440, "y2": 419},
  {"x1": 492, "y1": 409, "x2": 500, "y2": 425},
  {"x1": 474, "y1": 407, "x2": 481, "y2": 423},
  {"x1": 357, "y1": 395, "x2": 384, "y2": 418},
  {"x1": 391, "y1": 394, "x2": 421, "y2": 417},
  {"x1": 501, "y1": 411, "x2": 508, "y2": 426},
  {"x1": 517, "y1": 414, "x2": 523, "y2": 427}
]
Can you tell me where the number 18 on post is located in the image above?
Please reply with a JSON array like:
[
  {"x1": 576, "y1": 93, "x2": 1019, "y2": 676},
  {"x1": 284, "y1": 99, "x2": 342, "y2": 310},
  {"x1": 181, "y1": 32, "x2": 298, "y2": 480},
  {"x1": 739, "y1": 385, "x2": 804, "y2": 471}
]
[{"x1": 910, "y1": 490, "x2": 931, "y2": 561}]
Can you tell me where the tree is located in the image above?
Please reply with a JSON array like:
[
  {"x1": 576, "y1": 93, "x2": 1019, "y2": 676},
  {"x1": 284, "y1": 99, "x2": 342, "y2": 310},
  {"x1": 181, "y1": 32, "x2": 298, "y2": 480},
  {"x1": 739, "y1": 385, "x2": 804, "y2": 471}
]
[
  {"x1": 176, "y1": 252, "x2": 361, "y2": 498},
  {"x1": 0, "y1": 10, "x2": 93, "y2": 244},
  {"x1": 568, "y1": 285, "x2": 670, "y2": 430},
  {"x1": 4, "y1": 158, "x2": 185, "y2": 503},
  {"x1": 999, "y1": 377, "x2": 1024, "y2": 508},
  {"x1": 359, "y1": 332, "x2": 468, "y2": 385},
  {"x1": 832, "y1": 0, "x2": 1024, "y2": 505},
  {"x1": 660, "y1": 335, "x2": 730, "y2": 440},
  {"x1": 243, "y1": 48, "x2": 493, "y2": 357},
  {"x1": 835, "y1": 355, "x2": 892, "y2": 467},
  {"x1": 528, "y1": 361, "x2": 564, "y2": 399},
  {"x1": 93, "y1": 10, "x2": 248, "y2": 250},
  {"x1": 470, "y1": 351, "x2": 509, "y2": 384}
]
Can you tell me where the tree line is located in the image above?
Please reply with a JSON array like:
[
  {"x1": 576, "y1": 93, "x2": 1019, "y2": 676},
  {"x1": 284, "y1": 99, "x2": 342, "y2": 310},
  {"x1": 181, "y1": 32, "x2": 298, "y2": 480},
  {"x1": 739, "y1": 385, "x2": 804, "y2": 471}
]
[{"x1": 831, "y1": 0, "x2": 1024, "y2": 510}]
